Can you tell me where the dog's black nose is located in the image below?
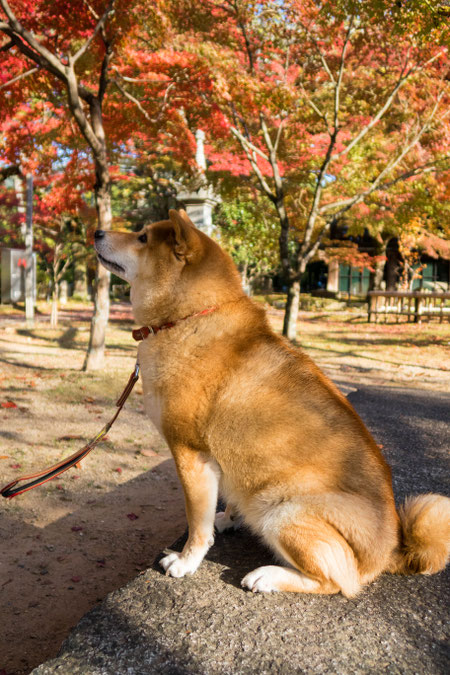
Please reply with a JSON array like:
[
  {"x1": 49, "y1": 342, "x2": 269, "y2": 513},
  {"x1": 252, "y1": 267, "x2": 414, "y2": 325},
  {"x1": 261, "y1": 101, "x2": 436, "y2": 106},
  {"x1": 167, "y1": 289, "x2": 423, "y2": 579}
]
[{"x1": 94, "y1": 229, "x2": 105, "y2": 240}]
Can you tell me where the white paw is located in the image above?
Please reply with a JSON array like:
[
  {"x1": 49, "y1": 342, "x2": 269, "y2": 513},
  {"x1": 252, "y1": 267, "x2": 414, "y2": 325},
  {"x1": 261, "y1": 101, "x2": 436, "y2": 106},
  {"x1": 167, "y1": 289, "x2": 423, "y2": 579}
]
[
  {"x1": 241, "y1": 566, "x2": 282, "y2": 593},
  {"x1": 159, "y1": 550, "x2": 203, "y2": 578},
  {"x1": 214, "y1": 510, "x2": 242, "y2": 533}
]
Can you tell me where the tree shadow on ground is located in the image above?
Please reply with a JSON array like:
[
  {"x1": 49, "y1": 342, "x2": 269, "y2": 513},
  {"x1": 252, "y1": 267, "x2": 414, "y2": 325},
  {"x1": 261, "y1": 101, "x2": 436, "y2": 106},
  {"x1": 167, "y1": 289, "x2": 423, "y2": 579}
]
[
  {"x1": 301, "y1": 340, "x2": 443, "y2": 372},
  {"x1": 11, "y1": 328, "x2": 134, "y2": 354}
]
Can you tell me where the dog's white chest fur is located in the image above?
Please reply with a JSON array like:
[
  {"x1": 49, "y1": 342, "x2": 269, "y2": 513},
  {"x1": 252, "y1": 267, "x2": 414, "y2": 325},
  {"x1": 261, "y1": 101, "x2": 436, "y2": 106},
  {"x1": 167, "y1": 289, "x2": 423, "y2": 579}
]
[
  {"x1": 143, "y1": 388, "x2": 165, "y2": 436},
  {"x1": 138, "y1": 344, "x2": 166, "y2": 437}
]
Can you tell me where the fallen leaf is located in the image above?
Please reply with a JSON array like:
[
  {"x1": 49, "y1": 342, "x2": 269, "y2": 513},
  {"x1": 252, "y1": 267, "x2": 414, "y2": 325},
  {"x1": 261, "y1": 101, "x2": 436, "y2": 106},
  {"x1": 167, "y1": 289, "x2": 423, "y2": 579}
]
[
  {"x1": 83, "y1": 396, "x2": 95, "y2": 404},
  {"x1": 139, "y1": 448, "x2": 158, "y2": 458},
  {"x1": 70, "y1": 576, "x2": 81, "y2": 583},
  {"x1": 10, "y1": 463, "x2": 21, "y2": 469},
  {"x1": 71, "y1": 525, "x2": 83, "y2": 532},
  {"x1": 114, "y1": 467, "x2": 122, "y2": 474},
  {"x1": 126, "y1": 513, "x2": 139, "y2": 521},
  {"x1": 1, "y1": 401, "x2": 17, "y2": 408}
]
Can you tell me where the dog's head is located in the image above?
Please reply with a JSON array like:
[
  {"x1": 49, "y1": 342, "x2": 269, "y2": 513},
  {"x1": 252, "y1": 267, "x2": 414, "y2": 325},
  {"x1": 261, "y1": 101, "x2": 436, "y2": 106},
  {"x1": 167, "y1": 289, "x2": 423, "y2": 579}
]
[{"x1": 94, "y1": 209, "x2": 243, "y2": 323}]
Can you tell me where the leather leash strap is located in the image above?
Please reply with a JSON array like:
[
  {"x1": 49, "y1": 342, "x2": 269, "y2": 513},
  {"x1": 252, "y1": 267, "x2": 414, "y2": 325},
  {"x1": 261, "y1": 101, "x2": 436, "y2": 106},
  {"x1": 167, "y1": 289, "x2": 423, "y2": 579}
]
[{"x1": 0, "y1": 362, "x2": 140, "y2": 500}]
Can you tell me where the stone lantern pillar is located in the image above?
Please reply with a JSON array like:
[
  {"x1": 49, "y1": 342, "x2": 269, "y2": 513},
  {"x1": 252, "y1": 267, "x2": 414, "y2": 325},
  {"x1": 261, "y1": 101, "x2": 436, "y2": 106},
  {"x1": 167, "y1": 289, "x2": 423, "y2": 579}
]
[{"x1": 177, "y1": 130, "x2": 220, "y2": 236}]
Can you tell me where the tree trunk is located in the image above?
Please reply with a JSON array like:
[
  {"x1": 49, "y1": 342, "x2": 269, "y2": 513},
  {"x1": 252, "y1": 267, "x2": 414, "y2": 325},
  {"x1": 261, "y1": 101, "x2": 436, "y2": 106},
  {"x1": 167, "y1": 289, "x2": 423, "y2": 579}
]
[
  {"x1": 73, "y1": 243, "x2": 88, "y2": 298},
  {"x1": 51, "y1": 283, "x2": 59, "y2": 328},
  {"x1": 83, "y1": 158, "x2": 111, "y2": 371},
  {"x1": 282, "y1": 279, "x2": 301, "y2": 341},
  {"x1": 239, "y1": 261, "x2": 250, "y2": 295},
  {"x1": 370, "y1": 240, "x2": 388, "y2": 291}
]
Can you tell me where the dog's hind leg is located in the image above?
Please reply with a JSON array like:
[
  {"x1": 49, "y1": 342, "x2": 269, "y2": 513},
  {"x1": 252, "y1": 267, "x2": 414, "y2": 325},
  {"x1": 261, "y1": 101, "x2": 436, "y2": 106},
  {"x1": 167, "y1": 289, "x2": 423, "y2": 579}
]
[
  {"x1": 160, "y1": 448, "x2": 219, "y2": 578},
  {"x1": 242, "y1": 516, "x2": 361, "y2": 597}
]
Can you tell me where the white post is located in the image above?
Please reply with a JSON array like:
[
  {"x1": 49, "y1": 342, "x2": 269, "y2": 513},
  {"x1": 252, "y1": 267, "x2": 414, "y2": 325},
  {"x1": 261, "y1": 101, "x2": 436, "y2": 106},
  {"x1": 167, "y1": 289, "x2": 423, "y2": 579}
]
[
  {"x1": 25, "y1": 173, "x2": 34, "y2": 327},
  {"x1": 195, "y1": 129, "x2": 207, "y2": 171}
]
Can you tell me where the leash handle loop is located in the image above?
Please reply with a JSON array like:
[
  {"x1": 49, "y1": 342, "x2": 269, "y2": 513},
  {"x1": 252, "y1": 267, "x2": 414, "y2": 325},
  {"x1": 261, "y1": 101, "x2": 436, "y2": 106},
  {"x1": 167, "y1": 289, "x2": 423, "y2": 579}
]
[{"x1": 1, "y1": 361, "x2": 140, "y2": 500}]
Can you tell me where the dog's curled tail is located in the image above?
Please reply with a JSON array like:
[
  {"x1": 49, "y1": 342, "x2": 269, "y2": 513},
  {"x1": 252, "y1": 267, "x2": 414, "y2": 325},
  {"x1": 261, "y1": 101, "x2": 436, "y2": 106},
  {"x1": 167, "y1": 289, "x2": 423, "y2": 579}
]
[{"x1": 391, "y1": 494, "x2": 450, "y2": 575}]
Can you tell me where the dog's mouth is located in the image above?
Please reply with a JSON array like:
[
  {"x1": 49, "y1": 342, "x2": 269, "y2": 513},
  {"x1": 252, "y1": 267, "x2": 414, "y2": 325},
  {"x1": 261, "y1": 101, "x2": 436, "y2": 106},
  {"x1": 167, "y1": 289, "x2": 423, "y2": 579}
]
[{"x1": 97, "y1": 252, "x2": 126, "y2": 274}]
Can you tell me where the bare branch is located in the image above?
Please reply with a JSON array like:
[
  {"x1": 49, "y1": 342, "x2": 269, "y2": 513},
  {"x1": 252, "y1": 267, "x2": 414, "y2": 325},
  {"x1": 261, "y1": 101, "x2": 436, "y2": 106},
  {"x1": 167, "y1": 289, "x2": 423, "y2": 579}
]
[
  {"x1": 81, "y1": 0, "x2": 100, "y2": 21},
  {"x1": 113, "y1": 79, "x2": 154, "y2": 123},
  {"x1": 113, "y1": 78, "x2": 175, "y2": 125},
  {"x1": 377, "y1": 156, "x2": 449, "y2": 191},
  {"x1": 98, "y1": 35, "x2": 113, "y2": 103},
  {"x1": 230, "y1": 125, "x2": 269, "y2": 161},
  {"x1": 0, "y1": 37, "x2": 13, "y2": 51},
  {"x1": 0, "y1": 66, "x2": 38, "y2": 89},
  {"x1": 331, "y1": 49, "x2": 446, "y2": 161},
  {"x1": 295, "y1": 22, "x2": 354, "y2": 264},
  {"x1": 298, "y1": 82, "x2": 330, "y2": 132},
  {"x1": 334, "y1": 16, "x2": 354, "y2": 132},
  {"x1": 112, "y1": 66, "x2": 172, "y2": 85},
  {"x1": 72, "y1": 1, "x2": 115, "y2": 64},
  {"x1": 302, "y1": 220, "x2": 332, "y2": 268},
  {"x1": 0, "y1": 1, "x2": 97, "y2": 104},
  {"x1": 259, "y1": 113, "x2": 274, "y2": 154},
  {"x1": 273, "y1": 118, "x2": 286, "y2": 154},
  {"x1": 0, "y1": 25, "x2": 66, "y2": 84},
  {"x1": 300, "y1": 130, "x2": 338, "y2": 255},
  {"x1": 0, "y1": 0, "x2": 66, "y2": 80},
  {"x1": 66, "y1": 54, "x2": 102, "y2": 155},
  {"x1": 298, "y1": 21, "x2": 335, "y2": 84},
  {"x1": 259, "y1": 114, "x2": 285, "y2": 199},
  {"x1": 230, "y1": 126, "x2": 276, "y2": 200},
  {"x1": 320, "y1": 94, "x2": 447, "y2": 218}
]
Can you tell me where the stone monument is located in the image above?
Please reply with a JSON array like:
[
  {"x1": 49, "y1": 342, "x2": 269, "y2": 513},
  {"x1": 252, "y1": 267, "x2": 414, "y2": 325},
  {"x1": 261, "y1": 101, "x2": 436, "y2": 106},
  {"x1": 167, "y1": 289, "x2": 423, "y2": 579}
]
[{"x1": 177, "y1": 129, "x2": 220, "y2": 236}]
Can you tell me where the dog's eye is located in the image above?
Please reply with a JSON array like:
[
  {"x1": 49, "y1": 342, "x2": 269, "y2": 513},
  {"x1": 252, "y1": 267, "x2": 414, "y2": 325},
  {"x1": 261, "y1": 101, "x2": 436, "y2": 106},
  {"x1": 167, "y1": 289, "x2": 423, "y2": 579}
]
[{"x1": 138, "y1": 233, "x2": 147, "y2": 244}]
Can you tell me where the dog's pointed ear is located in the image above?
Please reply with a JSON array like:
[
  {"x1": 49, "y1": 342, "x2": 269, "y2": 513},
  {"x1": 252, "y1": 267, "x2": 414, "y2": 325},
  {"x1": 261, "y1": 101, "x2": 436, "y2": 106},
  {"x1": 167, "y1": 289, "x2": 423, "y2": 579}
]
[{"x1": 169, "y1": 209, "x2": 201, "y2": 262}]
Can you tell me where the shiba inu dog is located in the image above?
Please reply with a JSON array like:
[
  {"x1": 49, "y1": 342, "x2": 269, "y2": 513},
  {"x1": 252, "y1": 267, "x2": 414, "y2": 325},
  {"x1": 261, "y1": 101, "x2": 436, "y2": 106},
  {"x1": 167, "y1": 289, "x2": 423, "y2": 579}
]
[{"x1": 94, "y1": 209, "x2": 450, "y2": 596}]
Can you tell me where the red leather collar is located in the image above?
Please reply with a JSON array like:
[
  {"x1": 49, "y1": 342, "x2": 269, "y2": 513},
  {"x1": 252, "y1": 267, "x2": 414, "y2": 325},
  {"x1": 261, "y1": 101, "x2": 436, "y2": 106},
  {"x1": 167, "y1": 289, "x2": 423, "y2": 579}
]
[{"x1": 132, "y1": 307, "x2": 218, "y2": 342}]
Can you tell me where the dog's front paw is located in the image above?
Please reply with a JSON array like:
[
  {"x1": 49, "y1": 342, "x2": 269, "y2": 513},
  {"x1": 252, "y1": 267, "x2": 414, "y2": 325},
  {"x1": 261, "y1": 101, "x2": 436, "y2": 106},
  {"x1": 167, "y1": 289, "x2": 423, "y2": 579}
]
[
  {"x1": 159, "y1": 550, "x2": 203, "y2": 578},
  {"x1": 214, "y1": 510, "x2": 242, "y2": 533},
  {"x1": 241, "y1": 566, "x2": 282, "y2": 593}
]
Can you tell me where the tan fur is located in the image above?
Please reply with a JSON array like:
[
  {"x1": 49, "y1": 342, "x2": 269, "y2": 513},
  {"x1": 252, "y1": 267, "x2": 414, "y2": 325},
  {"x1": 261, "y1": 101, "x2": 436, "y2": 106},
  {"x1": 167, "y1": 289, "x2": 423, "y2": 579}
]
[
  {"x1": 95, "y1": 210, "x2": 450, "y2": 596},
  {"x1": 389, "y1": 494, "x2": 450, "y2": 575}
]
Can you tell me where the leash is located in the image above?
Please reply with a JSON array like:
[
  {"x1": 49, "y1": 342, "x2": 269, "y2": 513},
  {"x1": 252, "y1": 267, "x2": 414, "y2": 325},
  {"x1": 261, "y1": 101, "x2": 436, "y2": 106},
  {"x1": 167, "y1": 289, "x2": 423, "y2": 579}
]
[
  {"x1": 0, "y1": 361, "x2": 140, "y2": 499},
  {"x1": 1, "y1": 306, "x2": 218, "y2": 500}
]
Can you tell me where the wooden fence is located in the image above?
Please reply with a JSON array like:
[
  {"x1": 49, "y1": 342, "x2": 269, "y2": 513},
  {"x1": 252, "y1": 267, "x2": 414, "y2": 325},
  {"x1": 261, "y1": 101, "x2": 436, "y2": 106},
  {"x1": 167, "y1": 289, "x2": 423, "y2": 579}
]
[{"x1": 367, "y1": 291, "x2": 450, "y2": 323}]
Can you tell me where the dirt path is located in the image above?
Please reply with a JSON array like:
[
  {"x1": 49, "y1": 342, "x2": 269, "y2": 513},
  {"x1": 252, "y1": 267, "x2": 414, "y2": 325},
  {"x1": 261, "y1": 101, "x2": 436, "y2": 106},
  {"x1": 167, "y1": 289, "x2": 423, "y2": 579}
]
[
  {"x1": 0, "y1": 304, "x2": 187, "y2": 675},
  {"x1": 0, "y1": 301, "x2": 449, "y2": 674}
]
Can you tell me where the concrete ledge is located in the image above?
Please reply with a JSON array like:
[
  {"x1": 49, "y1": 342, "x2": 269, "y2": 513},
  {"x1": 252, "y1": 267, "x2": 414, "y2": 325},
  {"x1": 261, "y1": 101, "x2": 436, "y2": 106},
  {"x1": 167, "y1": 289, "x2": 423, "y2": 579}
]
[{"x1": 32, "y1": 527, "x2": 449, "y2": 675}]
